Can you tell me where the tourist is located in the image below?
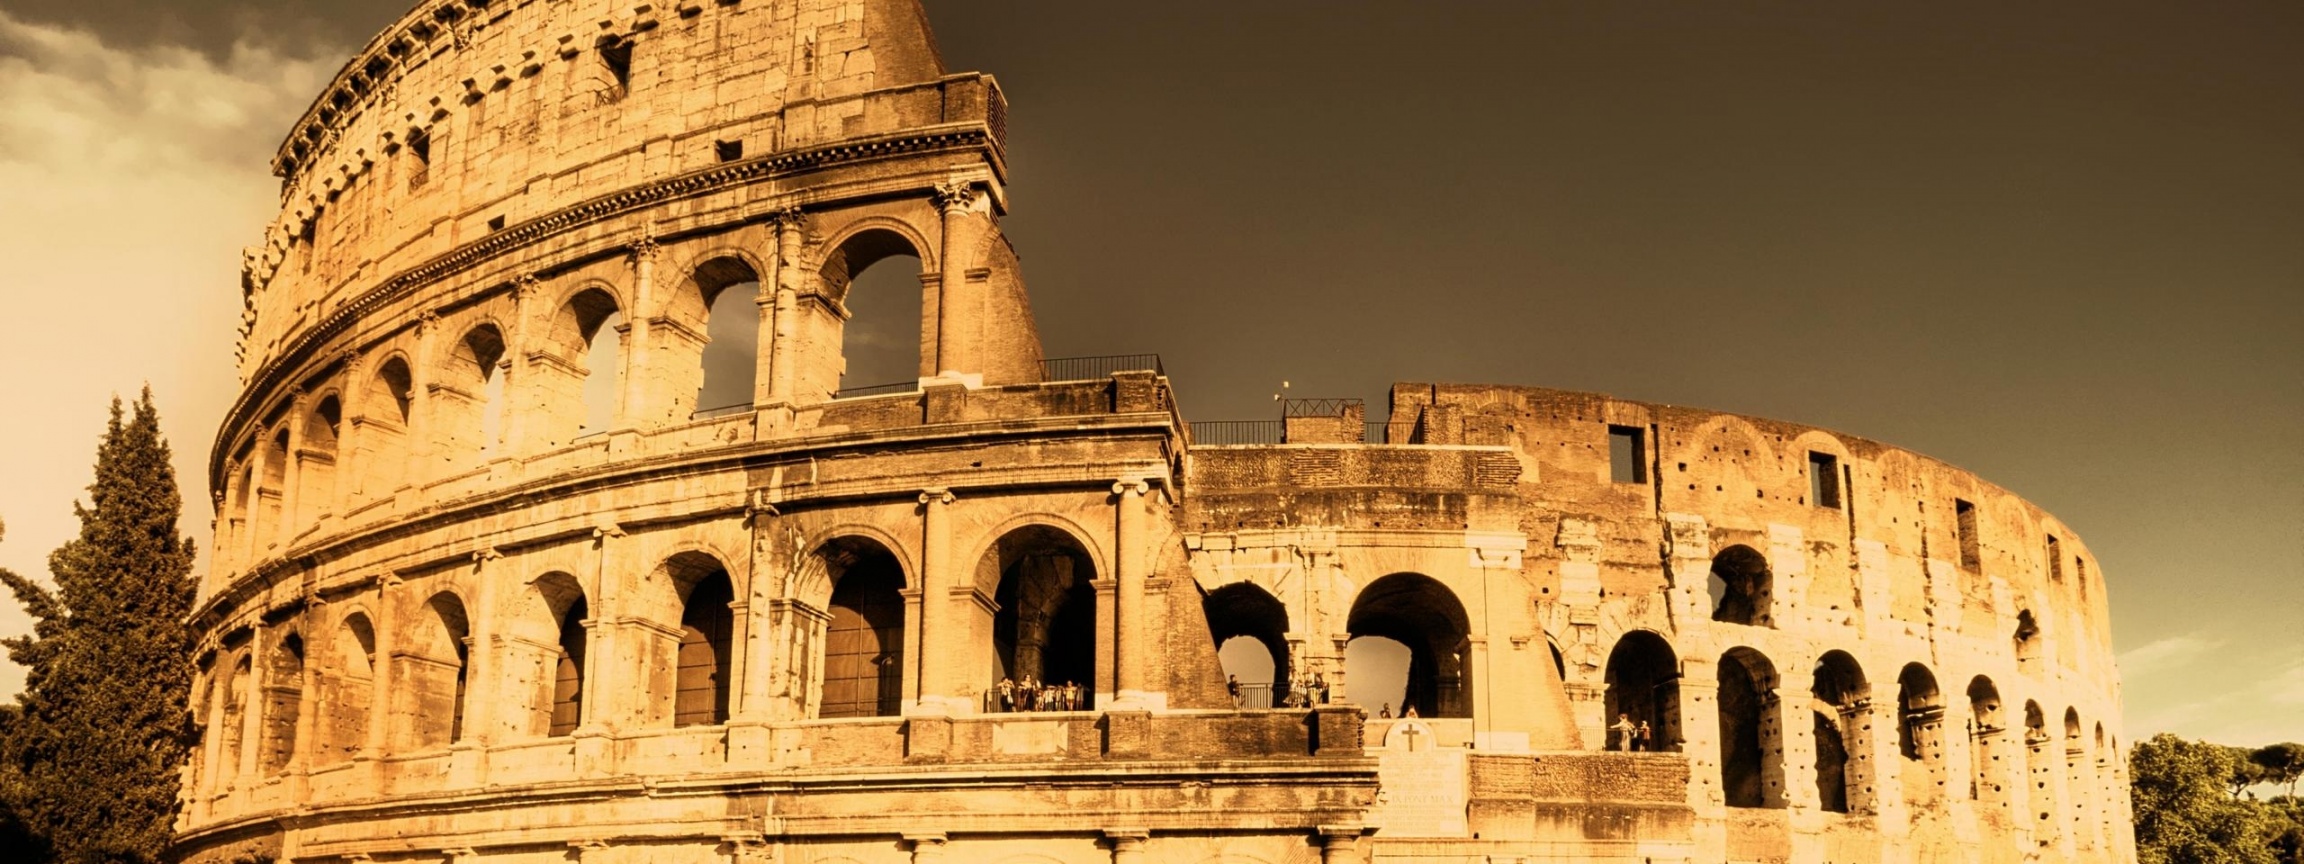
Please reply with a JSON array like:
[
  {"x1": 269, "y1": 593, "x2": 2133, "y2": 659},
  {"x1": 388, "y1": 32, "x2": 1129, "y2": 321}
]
[
  {"x1": 1379, "y1": 703, "x2": 1393, "y2": 719},
  {"x1": 1634, "y1": 721, "x2": 1653, "y2": 752},
  {"x1": 1609, "y1": 713, "x2": 1635, "y2": 751},
  {"x1": 1227, "y1": 674, "x2": 1241, "y2": 707}
]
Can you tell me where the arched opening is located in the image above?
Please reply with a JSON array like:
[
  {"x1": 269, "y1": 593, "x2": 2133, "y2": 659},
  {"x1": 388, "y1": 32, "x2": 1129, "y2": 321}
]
[
  {"x1": 2024, "y1": 700, "x2": 2058, "y2": 845},
  {"x1": 535, "y1": 287, "x2": 624, "y2": 445},
  {"x1": 1968, "y1": 676, "x2": 2007, "y2": 808},
  {"x1": 219, "y1": 653, "x2": 253, "y2": 782},
  {"x1": 1204, "y1": 582, "x2": 1289, "y2": 710},
  {"x1": 984, "y1": 526, "x2": 1098, "y2": 709},
  {"x1": 259, "y1": 633, "x2": 304, "y2": 775},
  {"x1": 440, "y1": 325, "x2": 506, "y2": 469},
  {"x1": 399, "y1": 592, "x2": 470, "y2": 750},
  {"x1": 1718, "y1": 646, "x2": 1784, "y2": 809},
  {"x1": 2064, "y1": 707, "x2": 2093, "y2": 848},
  {"x1": 320, "y1": 614, "x2": 374, "y2": 766},
  {"x1": 225, "y1": 442, "x2": 254, "y2": 562},
  {"x1": 518, "y1": 573, "x2": 589, "y2": 738},
  {"x1": 298, "y1": 396, "x2": 341, "y2": 523},
  {"x1": 668, "y1": 554, "x2": 735, "y2": 727},
  {"x1": 1898, "y1": 662, "x2": 1948, "y2": 805},
  {"x1": 690, "y1": 257, "x2": 763, "y2": 414},
  {"x1": 1710, "y1": 545, "x2": 1772, "y2": 627},
  {"x1": 359, "y1": 357, "x2": 413, "y2": 495},
  {"x1": 1603, "y1": 631, "x2": 1681, "y2": 753},
  {"x1": 1345, "y1": 636, "x2": 1409, "y2": 716},
  {"x1": 1811, "y1": 650, "x2": 1870, "y2": 813},
  {"x1": 189, "y1": 670, "x2": 215, "y2": 793},
  {"x1": 814, "y1": 537, "x2": 906, "y2": 719},
  {"x1": 259, "y1": 427, "x2": 288, "y2": 546},
  {"x1": 825, "y1": 229, "x2": 926, "y2": 391},
  {"x1": 1347, "y1": 573, "x2": 1472, "y2": 719}
]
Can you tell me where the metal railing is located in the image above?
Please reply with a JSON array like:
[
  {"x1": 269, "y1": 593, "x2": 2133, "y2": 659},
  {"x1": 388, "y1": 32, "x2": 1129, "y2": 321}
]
[
  {"x1": 831, "y1": 380, "x2": 919, "y2": 400},
  {"x1": 1282, "y1": 397, "x2": 1362, "y2": 418},
  {"x1": 1039, "y1": 353, "x2": 1164, "y2": 381},
  {"x1": 1230, "y1": 683, "x2": 1274, "y2": 710},
  {"x1": 1189, "y1": 420, "x2": 1284, "y2": 445}
]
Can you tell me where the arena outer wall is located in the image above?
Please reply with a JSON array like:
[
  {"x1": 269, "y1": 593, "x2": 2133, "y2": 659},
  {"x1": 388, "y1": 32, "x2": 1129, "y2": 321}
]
[{"x1": 181, "y1": 2, "x2": 2136, "y2": 862}]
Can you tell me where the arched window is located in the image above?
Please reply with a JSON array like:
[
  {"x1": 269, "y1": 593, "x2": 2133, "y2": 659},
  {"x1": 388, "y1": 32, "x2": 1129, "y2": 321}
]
[
  {"x1": 298, "y1": 396, "x2": 341, "y2": 524},
  {"x1": 320, "y1": 615, "x2": 375, "y2": 766},
  {"x1": 259, "y1": 634, "x2": 305, "y2": 775},
  {"x1": 1603, "y1": 631, "x2": 1681, "y2": 753},
  {"x1": 399, "y1": 593, "x2": 470, "y2": 750},
  {"x1": 1204, "y1": 582, "x2": 1289, "y2": 710},
  {"x1": 259, "y1": 427, "x2": 289, "y2": 546},
  {"x1": 535, "y1": 288, "x2": 623, "y2": 445},
  {"x1": 1811, "y1": 650, "x2": 1870, "y2": 813},
  {"x1": 812, "y1": 538, "x2": 906, "y2": 719},
  {"x1": 359, "y1": 357, "x2": 414, "y2": 496},
  {"x1": 520, "y1": 573, "x2": 589, "y2": 737},
  {"x1": 670, "y1": 556, "x2": 735, "y2": 727},
  {"x1": 2024, "y1": 700, "x2": 2058, "y2": 848},
  {"x1": 1718, "y1": 646, "x2": 1783, "y2": 809},
  {"x1": 690, "y1": 257, "x2": 763, "y2": 415},
  {"x1": 439, "y1": 325, "x2": 507, "y2": 469},
  {"x1": 1967, "y1": 676, "x2": 2007, "y2": 809},
  {"x1": 219, "y1": 653, "x2": 253, "y2": 782},
  {"x1": 1898, "y1": 663, "x2": 1948, "y2": 805},
  {"x1": 983, "y1": 527, "x2": 1098, "y2": 708},
  {"x1": 2064, "y1": 707, "x2": 2093, "y2": 847},
  {"x1": 1710, "y1": 545, "x2": 1772, "y2": 627},
  {"x1": 1347, "y1": 573, "x2": 1472, "y2": 719},
  {"x1": 816, "y1": 229, "x2": 927, "y2": 397}
]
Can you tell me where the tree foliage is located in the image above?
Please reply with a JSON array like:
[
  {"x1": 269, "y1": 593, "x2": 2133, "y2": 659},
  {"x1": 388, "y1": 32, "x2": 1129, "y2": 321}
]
[
  {"x1": 0, "y1": 390, "x2": 199, "y2": 863},
  {"x1": 2132, "y1": 733, "x2": 2304, "y2": 864}
]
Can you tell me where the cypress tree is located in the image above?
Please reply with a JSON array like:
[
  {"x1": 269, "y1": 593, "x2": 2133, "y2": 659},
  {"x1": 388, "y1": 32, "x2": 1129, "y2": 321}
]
[{"x1": 0, "y1": 389, "x2": 199, "y2": 863}]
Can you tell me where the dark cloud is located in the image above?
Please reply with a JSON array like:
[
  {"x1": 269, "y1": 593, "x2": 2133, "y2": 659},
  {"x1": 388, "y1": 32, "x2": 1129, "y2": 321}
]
[{"x1": 2, "y1": 0, "x2": 410, "y2": 58}]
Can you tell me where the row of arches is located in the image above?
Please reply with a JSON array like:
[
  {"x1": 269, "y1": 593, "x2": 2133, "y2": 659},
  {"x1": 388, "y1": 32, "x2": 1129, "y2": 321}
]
[
  {"x1": 1600, "y1": 633, "x2": 2124, "y2": 847},
  {"x1": 1206, "y1": 573, "x2": 1474, "y2": 718},
  {"x1": 190, "y1": 522, "x2": 1101, "y2": 795},
  {"x1": 217, "y1": 231, "x2": 930, "y2": 573}
]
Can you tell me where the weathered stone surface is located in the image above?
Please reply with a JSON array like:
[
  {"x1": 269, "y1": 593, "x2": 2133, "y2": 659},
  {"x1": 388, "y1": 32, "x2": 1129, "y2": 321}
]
[{"x1": 180, "y1": 3, "x2": 2134, "y2": 863}]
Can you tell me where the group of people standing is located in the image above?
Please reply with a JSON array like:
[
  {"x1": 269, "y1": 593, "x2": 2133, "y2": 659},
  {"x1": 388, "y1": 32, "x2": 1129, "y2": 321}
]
[
  {"x1": 1608, "y1": 713, "x2": 1658, "y2": 751},
  {"x1": 996, "y1": 676, "x2": 1085, "y2": 712}
]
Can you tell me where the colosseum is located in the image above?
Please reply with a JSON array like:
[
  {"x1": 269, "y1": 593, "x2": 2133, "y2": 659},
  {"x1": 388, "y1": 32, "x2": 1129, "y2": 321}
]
[{"x1": 178, "y1": 2, "x2": 2137, "y2": 862}]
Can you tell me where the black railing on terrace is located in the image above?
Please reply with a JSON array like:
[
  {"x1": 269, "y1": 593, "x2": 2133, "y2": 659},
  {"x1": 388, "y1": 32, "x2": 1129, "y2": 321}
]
[
  {"x1": 1190, "y1": 420, "x2": 1284, "y2": 445},
  {"x1": 1040, "y1": 353, "x2": 1163, "y2": 381},
  {"x1": 1282, "y1": 397, "x2": 1362, "y2": 418},
  {"x1": 832, "y1": 380, "x2": 919, "y2": 400}
]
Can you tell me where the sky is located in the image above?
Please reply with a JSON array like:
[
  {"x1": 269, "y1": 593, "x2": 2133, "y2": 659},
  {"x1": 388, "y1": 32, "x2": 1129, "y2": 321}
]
[{"x1": 0, "y1": 2, "x2": 2296, "y2": 746}]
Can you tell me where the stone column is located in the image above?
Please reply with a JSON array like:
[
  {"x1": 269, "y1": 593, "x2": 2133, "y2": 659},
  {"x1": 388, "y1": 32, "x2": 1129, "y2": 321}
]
[
  {"x1": 276, "y1": 392, "x2": 307, "y2": 550},
  {"x1": 1315, "y1": 826, "x2": 1368, "y2": 864},
  {"x1": 449, "y1": 549, "x2": 501, "y2": 787},
  {"x1": 1112, "y1": 479, "x2": 1151, "y2": 709},
  {"x1": 767, "y1": 208, "x2": 805, "y2": 407},
  {"x1": 904, "y1": 833, "x2": 947, "y2": 864},
  {"x1": 1765, "y1": 675, "x2": 1804, "y2": 811},
  {"x1": 500, "y1": 275, "x2": 539, "y2": 459},
  {"x1": 237, "y1": 622, "x2": 269, "y2": 782},
  {"x1": 240, "y1": 444, "x2": 269, "y2": 564},
  {"x1": 575, "y1": 525, "x2": 623, "y2": 776},
  {"x1": 363, "y1": 576, "x2": 399, "y2": 770},
  {"x1": 218, "y1": 473, "x2": 245, "y2": 577},
  {"x1": 930, "y1": 182, "x2": 977, "y2": 382},
  {"x1": 619, "y1": 237, "x2": 659, "y2": 428},
  {"x1": 287, "y1": 598, "x2": 324, "y2": 799},
  {"x1": 913, "y1": 489, "x2": 957, "y2": 713},
  {"x1": 1678, "y1": 659, "x2": 1724, "y2": 810},
  {"x1": 1840, "y1": 697, "x2": 1881, "y2": 816},
  {"x1": 405, "y1": 312, "x2": 439, "y2": 492},
  {"x1": 1870, "y1": 693, "x2": 1911, "y2": 831},
  {"x1": 332, "y1": 351, "x2": 364, "y2": 517}
]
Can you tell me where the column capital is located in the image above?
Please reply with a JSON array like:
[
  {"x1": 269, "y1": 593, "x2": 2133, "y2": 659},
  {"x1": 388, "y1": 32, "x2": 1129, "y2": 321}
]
[
  {"x1": 932, "y1": 181, "x2": 978, "y2": 214},
  {"x1": 919, "y1": 488, "x2": 955, "y2": 506},
  {"x1": 472, "y1": 547, "x2": 504, "y2": 565},
  {"x1": 1112, "y1": 478, "x2": 1149, "y2": 497},
  {"x1": 511, "y1": 273, "x2": 543, "y2": 299},
  {"x1": 630, "y1": 234, "x2": 661, "y2": 264},
  {"x1": 902, "y1": 831, "x2": 948, "y2": 848},
  {"x1": 771, "y1": 205, "x2": 809, "y2": 232},
  {"x1": 1103, "y1": 827, "x2": 1151, "y2": 846}
]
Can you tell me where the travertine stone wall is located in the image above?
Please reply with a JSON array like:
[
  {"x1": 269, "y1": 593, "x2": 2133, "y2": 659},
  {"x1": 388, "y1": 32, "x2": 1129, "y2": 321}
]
[{"x1": 181, "y1": 3, "x2": 2133, "y2": 863}]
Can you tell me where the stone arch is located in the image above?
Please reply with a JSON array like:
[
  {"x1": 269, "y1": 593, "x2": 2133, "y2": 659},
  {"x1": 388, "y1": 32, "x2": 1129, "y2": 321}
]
[
  {"x1": 358, "y1": 353, "x2": 414, "y2": 496},
  {"x1": 1968, "y1": 675, "x2": 2009, "y2": 808},
  {"x1": 511, "y1": 572, "x2": 589, "y2": 738},
  {"x1": 256, "y1": 424, "x2": 290, "y2": 548},
  {"x1": 218, "y1": 651, "x2": 254, "y2": 783},
  {"x1": 669, "y1": 254, "x2": 766, "y2": 415},
  {"x1": 1898, "y1": 662, "x2": 1949, "y2": 806},
  {"x1": 1347, "y1": 573, "x2": 1473, "y2": 719},
  {"x1": 794, "y1": 522, "x2": 918, "y2": 603},
  {"x1": 319, "y1": 611, "x2": 376, "y2": 766},
  {"x1": 436, "y1": 322, "x2": 509, "y2": 470},
  {"x1": 816, "y1": 223, "x2": 933, "y2": 393},
  {"x1": 1718, "y1": 645, "x2": 1784, "y2": 809},
  {"x1": 654, "y1": 550, "x2": 736, "y2": 728},
  {"x1": 1205, "y1": 581, "x2": 1290, "y2": 708},
  {"x1": 1603, "y1": 629, "x2": 1680, "y2": 753},
  {"x1": 2023, "y1": 699, "x2": 2058, "y2": 844},
  {"x1": 1710, "y1": 544, "x2": 1773, "y2": 627},
  {"x1": 397, "y1": 591, "x2": 471, "y2": 751},
  {"x1": 963, "y1": 511, "x2": 1112, "y2": 601},
  {"x1": 979, "y1": 523, "x2": 1101, "y2": 706},
  {"x1": 296, "y1": 392, "x2": 342, "y2": 525},
  {"x1": 532, "y1": 284, "x2": 626, "y2": 446},
  {"x1": 1811, "y1": 650, "x2": 1871, "y2": 813},
  {"x1": 804, "y1": 535, "x2": 908, "y2": 719},
  {"x1": 258, "y1": 630, "x2": 306, "y2": 776}
]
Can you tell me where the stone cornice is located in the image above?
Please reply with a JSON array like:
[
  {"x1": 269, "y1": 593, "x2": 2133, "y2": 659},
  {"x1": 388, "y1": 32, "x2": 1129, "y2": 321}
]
[{"x1": 215, "y1": 124, "x2": 996, "y2": 492}]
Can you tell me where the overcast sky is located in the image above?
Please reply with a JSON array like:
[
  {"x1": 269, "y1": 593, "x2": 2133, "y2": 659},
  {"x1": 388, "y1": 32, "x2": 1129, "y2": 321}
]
[{"x1": 0, "y1": 2, "x2": 2295, "y2": 745}]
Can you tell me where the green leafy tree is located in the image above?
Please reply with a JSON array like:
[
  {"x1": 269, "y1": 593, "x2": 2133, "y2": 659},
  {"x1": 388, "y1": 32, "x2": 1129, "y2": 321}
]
[
  {"x1": 2133, "y1": 733, "x2": 2282, "y2": 864},
  {"x1": 0, "y1": 390, "x2": 199, "y2": 863},
  {"x1": 2255, "y1": 744, "x2": 2304, "y2": 799}
]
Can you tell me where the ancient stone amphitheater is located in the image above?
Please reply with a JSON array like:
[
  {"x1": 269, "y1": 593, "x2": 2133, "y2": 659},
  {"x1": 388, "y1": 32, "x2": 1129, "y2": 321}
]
[{"x1": 179, "y1": 2, "x2": 2136, "y2": 862}]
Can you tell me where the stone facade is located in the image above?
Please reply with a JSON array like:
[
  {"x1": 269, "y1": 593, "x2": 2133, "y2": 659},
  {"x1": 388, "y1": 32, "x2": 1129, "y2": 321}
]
[{"x1": 180, "y1": 2, "x2": 2136, "y2": 862}]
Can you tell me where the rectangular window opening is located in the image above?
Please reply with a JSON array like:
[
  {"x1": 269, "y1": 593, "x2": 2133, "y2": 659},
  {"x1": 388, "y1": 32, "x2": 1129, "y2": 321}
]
[
  {"x1": 602, "y1": 39, "x2": 634, "y2": 97},
  {"x1": 1608, "y1": 425, "x2": 1646, "y2": 484},
  {"x1": 406, "y1": 128, "x2": 431, "y2": 189},
  {"x1": 714, "y1": 139, "x2": 744, "y2": 162},
  {"x1": 1808, "y1": 452, "x2": 1841, "y2": 508},
  {"x1": 1955, "y1": 498, "x2": 1980, "y2": 570},
  {"x1": 2046, "y1": 535, "x2": 2063, "y2": 582}
]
